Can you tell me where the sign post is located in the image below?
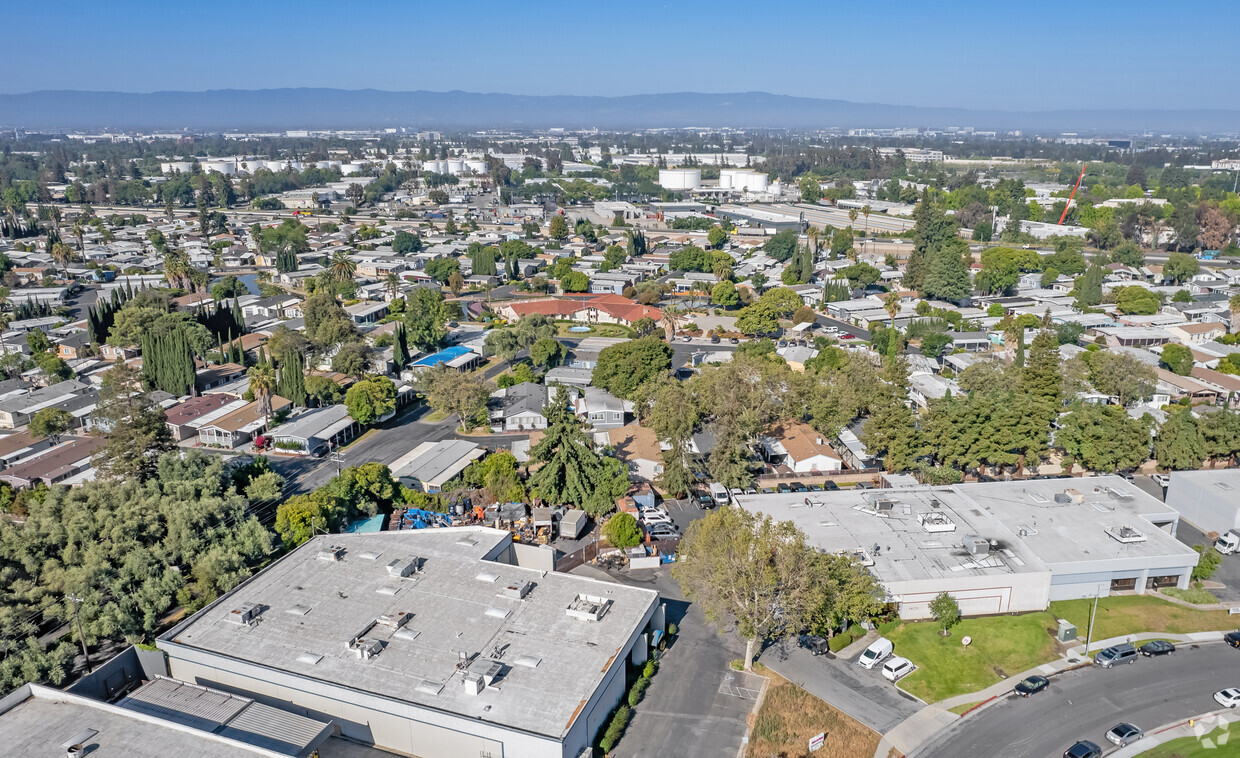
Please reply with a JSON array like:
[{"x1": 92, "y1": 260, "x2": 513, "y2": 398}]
[{"x1": 809, "y1": 732, "x2": 826, "y2": 752}]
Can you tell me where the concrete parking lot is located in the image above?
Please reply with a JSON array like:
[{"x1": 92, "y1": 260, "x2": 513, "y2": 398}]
[{"x1": 1176, "y1": 520, "x2": 1240, "y2": 603}]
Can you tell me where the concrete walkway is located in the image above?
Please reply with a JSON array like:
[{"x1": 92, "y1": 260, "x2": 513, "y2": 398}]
[
  {"x1": 1108, "y1": 709, "x2": 1239, "y2": 757},
  {"x1": 874, "y1": 632, "x2": 1231, "y2": 758}
]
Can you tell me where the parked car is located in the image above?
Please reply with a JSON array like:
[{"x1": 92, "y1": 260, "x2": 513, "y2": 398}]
[
  {"x1": 857, "y1": 637, "x2": 893, "y2": 669},
  {"x1": 800, "y1": 635, "x2": 831, "y2": 657},
  {"x1": 1226, "y1": 631, "x2": 1240, "y2": 648},
  {"x1": 881, "y1": 657, "x2": 915, "y2": 681},
  {"x1": 640, "y1": 511, "x2": 674, "y2": 526},
  {"x1": 855, "y1": 481, "x2": 874, "y2": 490},
  {"x1": 760, "y1": 487, "x2": 775, "y2": 494},
  {"x1": 1063, "y1": 740, "x2": 1102, "y2": 758},
  {"x1": 1139, "y1": 640, "x2": 1176, "y2": 657},
  {"x1": 1215, "y1": 688, "x2": 1240, "y2": 708},
  {"x1": 809, "y1": 483, "x2": 824, "y2": 492},
  {"x1": 729, "y1": 337, "x2": 739, "y2": 344},
  {"x1": 682, "y1": 335, "x2": 692, "y2": 342},
  {"x1": 1105, "y1": 723, "x2": 1143, "y2": 747},
  {"x1": 1152, "y1": 473, "x2": 1171, "y2": 488},
  {"x1": 744, "y1": 487, "x2": 757, "y2": 495},
  {"x1": 777, "y1": 339, "x2": 787, "y2": 347},
  {"x1": 777, "y1": 482, "x2": 792, "y2": 494},
  {"x1": 790, "y1": 481, "x2": 809, "y2": 493},
  {"x1": 646, "y1": 524, "x2": 682, "y2": 540},
  {"x1": 694, "y1": 491, "x2": 713, "y2": 508},
  {"x1": 711, "y1": 335, "x2": 721, "y2": 343},
  {"x1": 822, "y1": 481, "x2": 840, "y2": 491},
  {"x1": 1095, "y1": 644, "x2": 1138, "y2": 668},
  {"x1": 1013, "y1": 675, "x2": 1049, "y2": 697}
]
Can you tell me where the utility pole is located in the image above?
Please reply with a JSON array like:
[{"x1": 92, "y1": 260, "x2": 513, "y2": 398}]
[
  {"x1": 68, "y1": 593, "x2": 92, "y2": 673},
  {"x1": 328, "y1": 442, "x2": 345, "y2": 477},
  {"x1": 1084, "y1": 589, "x2": 1100, "y2": 658}
]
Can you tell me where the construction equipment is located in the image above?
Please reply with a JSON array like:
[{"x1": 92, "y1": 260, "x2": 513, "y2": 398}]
[{"x1": 1058, "y1": 164, "x2": 1088, "y2": 225}]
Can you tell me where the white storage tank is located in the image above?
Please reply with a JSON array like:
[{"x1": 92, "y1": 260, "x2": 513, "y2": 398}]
[
  {"x1": 201, "y1": 159, "x2": 236, "y2": 175},
  {"x1": 465, "y1": 160, "x2": 487, "y2": 174},
  {"x1": 340, "y1": 162, "x2": 367, "y2": 175},
  {"x1": 721, "y1": 169, "x2": 768, "y2": 193},
  {"x1": 446, "y1": 159, "x2": 466, "y2": 175},
  {"x1": 422, "y1": 160, "x2": 445, "y2": 174},
  {"x1": 658, "y1": 168, "x2": 702, "y2": 191}
]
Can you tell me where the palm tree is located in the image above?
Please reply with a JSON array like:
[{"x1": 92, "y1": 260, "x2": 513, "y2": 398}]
[
  {"x1": 848, "y1": 208, "x2": 859, "y2": 229},
  {"x1": 1230, "y1": 294, "x2": 1240, "y2": 335},
  {"x1": 71, "y1": 220, "x2": 85, "y2": 253},
  {"x1": 385, "y1": 272, "x2": 402, "y2": 302},
  {"x1": 806, "y1": 226, "x2": 819, "y2": 255},
  {"x1": 883, "y1": 291, "x2": 900, "y2": 329},
  {"x1": 247, "y1": 364, "x2": 277, "y2": 424},
  {"x1": 661, "y1": 304, "x2": 681, "y2": 341},
  {"x1": 330, "y1": 251, "x2": 357, "y2": 283},
  {"x1": 50, "y1": 242, "x2": 76, "y2": 279},
  {"x1": 862, "y1": 205, "x2": 872, "y2": 237}
]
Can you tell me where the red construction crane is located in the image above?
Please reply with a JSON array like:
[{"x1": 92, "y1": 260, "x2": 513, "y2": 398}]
[{"x1": 1058, "y1": 163, "x2": 1087, "y2": 225}]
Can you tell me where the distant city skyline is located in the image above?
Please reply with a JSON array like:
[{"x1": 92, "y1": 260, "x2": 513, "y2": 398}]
[{"x1": 4, "y1": 0, "x2": 1234, "y2": 112}]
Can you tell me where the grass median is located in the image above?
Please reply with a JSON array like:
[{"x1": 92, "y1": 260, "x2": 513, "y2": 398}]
[
  {"x1": 886, "y1": 612, "x2": 1059, "y2": 703},
  {"x1": 1050, "y1": 594, "x2": 1237, "y2": 642},
  {"x1": 747, "y1": 672, "x2": 878, "y2": 758},
  {"x1": 1142, "y1": 722, "x2": 1238, "y2": 758}
]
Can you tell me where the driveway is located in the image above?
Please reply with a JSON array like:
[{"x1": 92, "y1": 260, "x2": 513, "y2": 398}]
[
  {"x1": 913, "y1": 642, "x2": 1240, "y2": 758},
  {"x1": 1177, "y1": 520, "x2": 1240, "y2": 602},
  {"x1": 590, "y1": 558, "x2": 755, "y2": 758},
  {"x1": 759, "y1": 638, "x2": 923, "y2": 733}
]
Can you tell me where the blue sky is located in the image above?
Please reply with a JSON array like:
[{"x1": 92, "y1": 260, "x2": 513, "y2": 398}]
[{"x1": 3, "y1": 0, "x2": 1232, "y2": 110}]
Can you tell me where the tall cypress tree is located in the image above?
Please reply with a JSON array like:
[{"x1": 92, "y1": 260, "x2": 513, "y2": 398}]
[{"x1": 394, "y1": 324, "x2": 410, "y2": 372}]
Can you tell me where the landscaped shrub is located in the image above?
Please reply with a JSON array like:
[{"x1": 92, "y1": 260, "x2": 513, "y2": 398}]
[
  {"x1": 877, "y1": 619, "x2": 902, "y2": 636},
  {"x1": 847, "y1": 622, "x2": 865, "y2": 638},
  {"x1": 828, "y1": 633, "x2": 853, "y2": 653},
  {"x1": 627, "y1": 676, "x2": 649, "y2": 707},
  {"x1": 598, "y1": 704, "x2": 632, "y2": 753},
  {"x1": 642, "y1": 660, "x2": 657, "y2": 679}
]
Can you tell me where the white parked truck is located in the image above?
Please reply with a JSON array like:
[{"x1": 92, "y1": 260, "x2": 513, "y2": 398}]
[{"x1": 1217, "y1": 531, "x2": 1240, "y2": 555}]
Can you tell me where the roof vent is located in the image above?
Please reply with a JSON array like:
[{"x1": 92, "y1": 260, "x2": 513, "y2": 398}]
[
  {"x1": 296, "y1": 652, "x2": 323, "y2": 665},
  {"x1": 502, "y1": 581, "x2": 534, "y2": 600},
  {"x1": 476, "y1": 570, "x2": 500, "y2": 583},
  {"x1": 415, "y1": 680, "x2": 444, "y2": 696},
  {"x1": 386, "y1": 557, "x2": 421, "y2": 578},
  {"x1": 567, "y1": 594, "x2": 612, "y2": 622},
  {"x1": 514, "y1": 655, "x2": 541, "y2": 669},
  {"x1": 485, "y1": 607, "x2": 510, "y2": 620},
  {"x1": 1106, "y1": 525, "x2": 1148, "y2": 544},
  {"x1": 286, "y1": 604, "x2": 312, "y2": 616},
  {"x1": 225, "y1": 602, "x2": 262, "y2": 626},
  {"x1": 1106, "y1": 488, "x2": 1135, "y2": 503},
  {"x1": 918, "y1": 512, "x2": 956, "y2": 533},
  {"x1": 393, "y1": 628, "x2": 420, "y2": 642},
  {"x1": 962, "y1": 536, "x2": 989, "y2": 556},
  {"x1": 348, "y1": 637, "x2": 383, "y2": 660},
  {"x1": 318, "y1": 545, "x2": 346, "y2": 562},
  {"x1": 375, "y1": 585, "x2": 400, "y2": 596},
  {"x1": 357, "y1": 550, "x2": 382, "y2": 560},
  {"x1": 1062, "y1": 488, "x2": 1084, "y2": 504},
  {"x1": 61, "y1": 729, "x2": 98, "y2": 758},
  {"x1": 457, "y1": 536, "x2": 479, "y2": 547}
]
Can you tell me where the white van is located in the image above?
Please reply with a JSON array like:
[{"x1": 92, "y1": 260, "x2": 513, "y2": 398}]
[
  {"x1": 882, "y1": 656, "x2": 914, "y2": 681},
  {"x1": 708, "y1": 482, "x2": 731, "y2": 507},
  {"x1": 857, "y1": 637, "x2": 894, "y2": 669}
]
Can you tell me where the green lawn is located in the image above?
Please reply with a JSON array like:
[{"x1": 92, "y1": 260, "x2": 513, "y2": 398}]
[
  {"x1": 1050, "y1": 595, "x2": 1238, "y2": 642},
  {"x1": 886, "y1": 612, "x2": 1059, "y2": 702},
  {"x1": 948, "y1": 701, "x2": 983, "y2": 716},
  {"x1": 1143, "y1": 723, "x2": 1239, "y2": 758}
]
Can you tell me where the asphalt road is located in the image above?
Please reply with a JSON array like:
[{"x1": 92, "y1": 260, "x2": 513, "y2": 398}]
[
  {"x1": 1177, "y1": 520, "x2": 1240, "y2": 603},
  {"x1": 914, "y1": 643, "x2": 1240, "y2": 758},
  {"x1": 767, "y1": 202, "x2": 917, "y2": 234}
]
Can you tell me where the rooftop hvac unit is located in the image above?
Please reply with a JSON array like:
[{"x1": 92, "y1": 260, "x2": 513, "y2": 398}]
[
  {"x1": 225, "y1": 602, "x2": 261, "y2": 625},
  {"x1": 962, "y1": 536, "x2": 990, "y2": 556},
  {"x1": 918, "y1": 512, "x2": 957, "y2": 533},
  {"x1": 61, "y1": 729, "x2": 98, "y2": 758},
  {"x1": 1053, "y1": 493, "x2": 1072, "y2": 504},
  {"x1": 317, "y1": 545, "x2": 346, "y2": 562},
  {"x1": 1106, "y1": 525, "x2": 1148, "y2": 544},
  {"x1": 566, "y1": 594, "x2": 612, "y2": 622},
  {"x1": 348, "y1": 638, "x2": 383, "y2": 660},
  {"x1": 502, "y1": 581, "x2": 534, "y2": 600},
  {"x1": 376, "y1": 612, "x2": 411, "y2": 628},
  {"x1": 386, "y1": 557, "x2": 420, "y2": 578}
]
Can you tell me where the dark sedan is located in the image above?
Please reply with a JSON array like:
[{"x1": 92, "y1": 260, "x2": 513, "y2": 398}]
[
  {"x1": 790, "y1": 481, "x2": 809, "y2": 493},
  {"x1": 1063, "y1": 740, "x2": 1102, "y2": 758},
  {"x1": 1226, "y1": 631, "x2": 1240, "y2": 648},
  {"x1": 1139, "y1": 640, "x2": 1176, "y2": 656},
  {"x1": 1014, "y1": 675, "x2": 1049, "y2": 697}
]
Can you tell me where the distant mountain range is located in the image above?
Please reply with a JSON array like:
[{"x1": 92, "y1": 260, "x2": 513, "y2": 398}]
[{"x1": 0, "y1": 89, "x2": 1233, "y2": 134}]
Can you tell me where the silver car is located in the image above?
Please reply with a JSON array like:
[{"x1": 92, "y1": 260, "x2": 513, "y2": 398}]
[{"x1": 1105, "y1": 723, "x2": 1142, "y2": 747}]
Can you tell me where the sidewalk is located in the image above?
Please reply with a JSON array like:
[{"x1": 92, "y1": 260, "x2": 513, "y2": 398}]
[{"x1": 873, "y1": 632, "x2": 1230, "y2": 758}]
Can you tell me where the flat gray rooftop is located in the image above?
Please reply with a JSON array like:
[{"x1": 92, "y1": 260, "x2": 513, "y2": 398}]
[
  {"x1": 164, "y1": 528, "x2": 658, "y2": 740},
  {"x1": 734, "y1": 487, "x2": 1046, "y2": 583},
  {"x1": 0, "y1": 685, "x2": 283, "y2": 757},
  {"x1": 735, "y1": 476, "x2": 1197, "y2": 577},
  {"x1": 960, "y1": 477, "x2": 1196, "y2": 565}
]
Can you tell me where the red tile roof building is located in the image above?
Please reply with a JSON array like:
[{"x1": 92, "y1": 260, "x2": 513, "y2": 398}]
[{"x1": 494, "y1": 294, "x2": 661, "y2": 326}]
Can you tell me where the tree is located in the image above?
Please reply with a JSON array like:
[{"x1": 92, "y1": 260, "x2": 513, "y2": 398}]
[
  {"x1": 707, "y1": 226, "x2": 727, "y2": 249},
  {"x1": 548, "y1": 215, "x2": 569, "y2": 241},
  {"x1": 305, "y1": 375, "x2": 343, "y2": 406},
  {"x1": 527, "y1": 388, "x2": 628, "y2": 514},
  {"x1": 406, "y1": 287, "x2": 449, "y2": 352},
  {"x1": 602, "y1": 513, "x2": 642, "y2": 549},
  {"x1": 1161, "y1": 343, "x2": 1195, "y2": 376},
  {"x1": 1154, "y1": 407, "x2": 1206, "y2": 472},
  {"x1": 559, "y1": 270, "x2": 589, "y2": 292},
  {"x1": 861, "y1": 357, "x2": 920, "y2": 473},
  {"x1": 763, "y1": 229, "x2": 800, "y2": 262},
  {"x1": 418, "y1": 366, "x2": 490, "y2": 431},
  {"x1": 1083, "y1": 350, "x2": 1156, "y2": 406},
  {"x1": 247, "y1": 363, "x2": 277, "y2": 423},
  {"x1": 673, "y1": 508, "x2": 830, "y2": 670},
  {"x1": 922, "y1": 238, "x2": 972, "y2": 302},
  {"x1": 392, "y1": 231, "x2": 422, "y2": 253},
  {"x1": 90, "y1": 362, "x2": 174, "y2": 481},
  {"x1": 331, "y1": 341, "x2": 375, "y2": 380},
  {"x1": 838, "y1": 262, "x2": 881, "y2": 290},
  {"x1": 645, "y1": 380, "x2": 702, "y2": 497},
  {"x1": 1163, "y1": 252, "x2": 1200, "y2": 284},
  {"x1": 1074, "y1": 265, "x2": 1105, "y2": 307},
  {"x1": 345, "y1": 376, "x2": 397, "y2": 425},
  {"x1": 593, "y1": 336, "x2": 673, "y2": 400},
  {"x1": 1113, "y1": 285, "x2": 1161, "y2": 315},
  {"x1": 711, "y1": 280, "x2": 739, "y2": 308},
  {"x1": 529, "y1": 337, "x2": 565, "y2": 368},
  {"x1": 799, "y1": 176, "x2": 823, "y2": 204},
  {"x1": 1110, "y1": 240, "x2": 1145, "y2": 268},
  {"x1": 29, "y1": 407, "x2": 73, "y2": 444},
  {"x1": 1056, "y1": 403, "x2": 1152, "y2": 472},
  {"x1": 929, "y1": 592, "x2": 961, "y2": 635}
]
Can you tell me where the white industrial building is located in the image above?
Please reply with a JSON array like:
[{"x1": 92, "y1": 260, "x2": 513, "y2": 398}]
[
  {"x1": 158, "y1": 528, "x2": 662, "y2": 758},
  {"x1": 1165, "y1": 469, "x2": 1240, "y2": 535},
  {"x1": 734, "y1": 476, "x2": 1199, "y2": 619}
]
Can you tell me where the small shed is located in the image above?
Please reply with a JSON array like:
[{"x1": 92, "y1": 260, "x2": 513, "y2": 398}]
[{"x1": 561, "y1": 510, "x2": 590, "y2": 540}]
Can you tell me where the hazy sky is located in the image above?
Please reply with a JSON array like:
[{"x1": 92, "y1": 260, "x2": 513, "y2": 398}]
[{"x1": 4, "y1": 0, "x2": 1232, "y2": 111}]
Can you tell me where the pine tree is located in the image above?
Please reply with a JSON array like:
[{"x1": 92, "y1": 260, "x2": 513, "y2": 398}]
[
  {"x1": 394, "y1": 324, "x2": 411, "y2": 372},
  {"x1": 1014, "y1": 331, "x2": 1026, "y2": 367},
  {"x1": 233, "y1": 295, "x2": 246, "y2": 334},
  {"x1": 1154, "y1": 407, "x2": 1206, "y2": 471},
  {"x1": 861, "y1": 356, "x2": 921, "y2": 473}
]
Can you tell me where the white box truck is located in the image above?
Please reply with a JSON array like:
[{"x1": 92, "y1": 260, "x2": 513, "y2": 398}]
[{"x1": 1217, "y1": 531, "x2": 1240, "y2": 555}]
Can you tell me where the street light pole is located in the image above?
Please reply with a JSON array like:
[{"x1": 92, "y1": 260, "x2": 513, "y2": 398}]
[
  {"x1": 68, "y1": 593, "x2": 92, "y2": 673},
  {"x1": 1084, "y1": 588, "x2": 1100, "y2": 658}
]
